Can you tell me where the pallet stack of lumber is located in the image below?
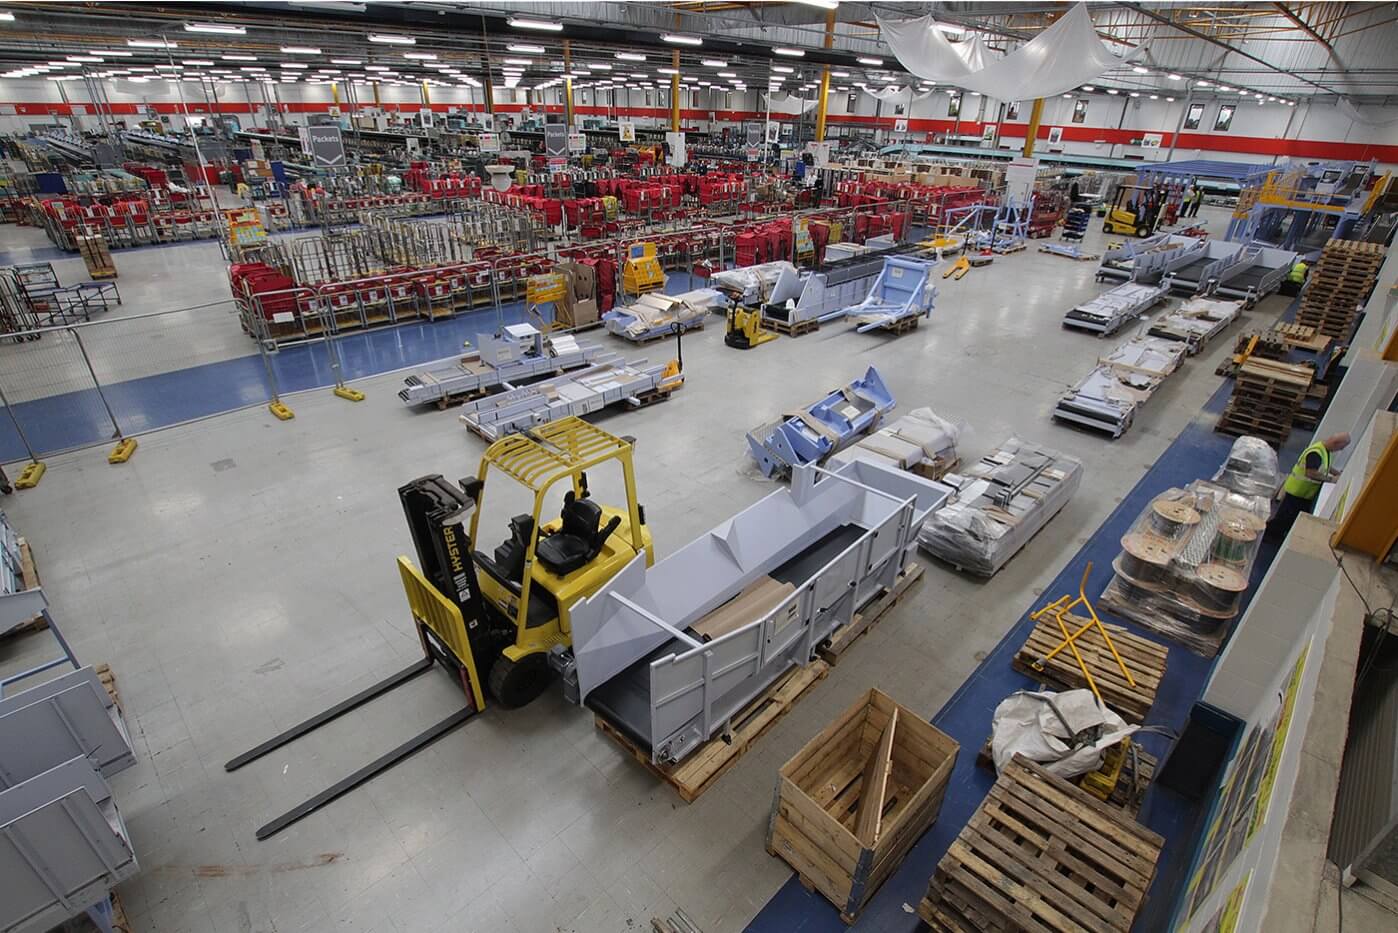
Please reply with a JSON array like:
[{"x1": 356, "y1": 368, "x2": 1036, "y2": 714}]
[
  {"x1": 1216, "y1": 358, "x2": 1314, "y2": 446},
  {"x1": 1295, "y1": 239, "x2": 1385, "y2": 339},
  {"x1": 76, "y1": 232, "x2": 118, "y2": 280},
  {"x1": 916, "y1": 756, "x2": 1164, "y2": 932}
]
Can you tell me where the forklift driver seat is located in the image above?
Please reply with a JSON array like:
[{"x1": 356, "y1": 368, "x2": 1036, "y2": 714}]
[{"x1": 536, "y1": 491, "x2": 621, "y2": 576}]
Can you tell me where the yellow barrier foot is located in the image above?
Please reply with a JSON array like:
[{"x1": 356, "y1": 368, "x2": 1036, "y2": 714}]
[
  {"x1": 14, "y1": 461, "x2": 45, "y2": 489},
  {"x1": 108, "y1": 438, "x2": 138, "y2": 464},
  {"x1": 333, "y1": 386, "x2": 366, "y2": 402},
  {"x1": 269, "y1": 401, "x2": 295, "y2": 421}
]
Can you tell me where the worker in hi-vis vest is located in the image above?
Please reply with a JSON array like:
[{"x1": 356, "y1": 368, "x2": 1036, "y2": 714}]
[
  {"x1": 1269, "y1": 432, "x2": 1350, "y2": 541},
  {"x1": 1287, "y1": 259, "x2": 1308, "y2": 284}
]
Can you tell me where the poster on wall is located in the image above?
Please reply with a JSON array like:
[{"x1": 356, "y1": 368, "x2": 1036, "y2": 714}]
[
  {"x1": 947, "y1": 94, "x2": 961, "y2": 118},
  {"x1": 1006, "y1": 101, "x2": 1020, "y2": 120},
  {"x1": 1046, "y1": 126, "x2": 1063, "y2": 146},
  {"x1": 1072, "y1": 99, "x2": 1088, "y2": 123},
  {"x1": 1214, "y1": 104, "x2": 1236, "y2": 132},
  {"x1": 981, "y1": 124, "x2": 996, "y2": 141},
  {"x1": 1140, "y1": 133, "x2": 1163, "y2": 149},
  {"x1": 894, "y1": 117, "x2": 909, "y2": 132},
  {"x1": 1185, "y1": 102, "x2": 1205, "y2": 130},
  {"x1": 618, "y1": 121, "x2": 636, "y2": 143}
]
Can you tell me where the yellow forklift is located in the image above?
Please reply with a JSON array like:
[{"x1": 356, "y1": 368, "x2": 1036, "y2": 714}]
[
  {"x1": 1102, "y1": 184, "x2": 1156, "y2": 237},
  {"x1": 228, "y1": 417, "x2": 653, "y2": 839}
]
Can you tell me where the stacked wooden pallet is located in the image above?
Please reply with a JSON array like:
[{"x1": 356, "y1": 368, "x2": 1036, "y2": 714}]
[
  {"x1": 1216, "y1": 358, "x2": 1313, "y2": 446},
  {"x1": 77, "y1": 232, "x2": 118, "y2": 280},
  {"x1": 1011, "y1": 613, "x2": 1167, "y2": 723},
  {"x1": 917, "y1": 756, "x2": 1164, "y2": 932},
  {"x1": 1295, "y1": 239, "x2": 1385, "y2": 339}
]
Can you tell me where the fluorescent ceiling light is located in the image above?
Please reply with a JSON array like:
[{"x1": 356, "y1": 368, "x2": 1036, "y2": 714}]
[
  {"x1": 185, "y1": 22, "x2": 245, "y2": 34},
  {"x1": 1166, "y1": 73, "x2": 1183, "y2": 81},
  {"x1": 281, "y1": 46, "x2": 320, "y2": 55},
  {"x1": 773, "y1": 48, "x2": 805, "y2": 57},
  {"x1": 1195, "y1": 79, "x2": 1211, "y2": 87},
  {"x1": 508, "y1": 44, "x2": 545, "y2": 54},
  {"x1": 222, "y1": 54, "x2": 256, "y2": 61},
  {"x1": 718, "y1": 71, "x2": 736, "y2": 78},
  {"x1": 368, "y1": 33, "x2": 414, "y2": 45},
  {"x1": 771, "y1": 65, "x2": 794, "y2": 73},
  {"x1": 404, "y1": 52, "x2": 437, "y2": 60},
  {"x1": 616, "y1": 52, "x2": 646, "y2": 62},
  {"x1": 67, "y1": 56, "x2": 102, "y2": 63},
  {"x1": 702, "y1": 59, "x2": 727, "y2": 67},
  {"x1": 662, "y1": 34, "x2": 702, "y2": 46},
  {"x1": 1132, "y1": 65, "x2": 1149, "y2": 74},
  {"x1": 1166, "y1": 96, "x2": 1175, "y2": 102},
  {"x1": 629, "y1": 72, "x2": 647, "y2": 79},
  {"x1": 128, "y1": 39, "x2": 174, "y2": 48},
  {"x1": 183, "y1": 59, "x2": 215, "y2": 66},
  {"x1": 1129, "y1": 92, "x2": 1139, "y2": 97},
  {"x1": 0, "y1": 12, "x2": 14, "y2": 22},
  {"x1": 588, "y1": 63, "x2": 611, "y2": 70},
  {"x1": 509, "y1": 17, "x2": 563, "y2": 31},
  {"x1": 156, "y1": 64, "x2": 182, "y2": 70},
  {"x1": 365, "y1": 65, "x2": 390, "y2": 71},
  {"x1": 280, "y1": 63, "x2": 307, "y2": 69},
  {"x1": 1150, "y1": 94, "x2": 1159, "y2": 99},
  {"x1": 1106, "y1": 88, "x2": 1119, "y2": 94},
  {"x1": 795, "y1": 0, "x2": 840, "y2": 9},
  {"x1": 331, "y1": 58, "x2": 360, "y2": 65},
  {"x1": 502, "y1": 58, "x2": 532, "y2": 66},
  {"x1": 658, "y1": 67, "x2": 678, "y2": 74},
  {"x1": 1062, "y1": 93, "x2": 1072, "y2": 98},
  {"x1": 857, "y1": 57, "x2": 883, "y2": 66},
  {"x1": 969, "y1": 91, "x2": 981, "y2": 96},
  {"x1": 1082, "y1": 84, "x2": 1095, "y2": 91},
  {"x1": 95, "y1": 50, "x2": 133, "y2": 57}
]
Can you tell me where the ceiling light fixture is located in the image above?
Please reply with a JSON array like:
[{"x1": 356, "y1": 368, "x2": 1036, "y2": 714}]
[
  {"x1": 507, "y1": 44, "x2": 545, "y2": 54},
  {"x1": 222, "y1": 54, "x2": 256, "y2": 61},
  {"x1": 1166, "y1": 96, "x2": 1175, "y2": 102},
  {"x1": 185, "y1": 22, "x2": 246, "y2": 35},
  {"x1": 771, "y1": 65, "x2": 794, "y2": 73},
  {"x1": 658, "y1": 66, "x2": 678, "y2": 74},
  {"x1": 615, "y1": 52, "x2": 646, "y2": 62},
  {"x1": 0, "y1": 12, "x2": 15, "y2": 22},
  {"x1": 588, "y1": 63, "x2": 611, "y2": 70},
  {"x1": 280, "y1": 46, "x2": 321, "y2": 55},
  {"x1": 128, "y1": 39, "x2": 174, "y2": 48},
  {"x1": 1132, "y1": 65, "x2": 1149, "y2": 74},
  {"x1": 702, "y1": 59, "x2": 727, "y2": 68},
  {"x1": 95, "y1": 50, "x2": 133, "y2": 57},
  {"x1": 183, "y1": 59, "x2": 215, "y2": 66},
  {"x1": 509, "y1": 17, "x2": 563, "y2": 31},
  {"x1": 857, "y1": 57, "x2": 883, "y2": 66},
  {"x1": 331, "y1": 58, "x2": 360, "y2": 65},
  {"x1": 404, "y1": 52, "x2": 437, "y2": 60},
  {"x1": 1195, "y1": 79, "x2": 1211, "y2": 87},
  {"x1": 1106, "y1": 88, "x2": 1119, "y2": 94},
  {"x1": 773, "y1": 47, "x2": 805, "y2": 57},
  {"x1": 1167, "y1": 73, "x2": 1183, "y2": 81},
  {"x1": 1082, "y1": 85, "x2": 1095, "y2": 91},
  {"x1": 662, "y1": 34, "x2": 702, "y2": 46},
  {"x1": 368, "y1": 33, "x2": 414, "y2": 45}
]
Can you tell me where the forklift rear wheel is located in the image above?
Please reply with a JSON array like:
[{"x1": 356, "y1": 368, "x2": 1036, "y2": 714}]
[
  {"x1": 1102, "y1": 222, "x2": 1112, "y2": 233},
  {"x1": 488, "y1": 653, "x2": 552, "y2": 709}
]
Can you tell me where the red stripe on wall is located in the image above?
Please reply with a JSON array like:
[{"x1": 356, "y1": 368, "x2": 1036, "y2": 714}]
[{"x1": 10, "y1": 100, "x2": 1396, "y2": 163}]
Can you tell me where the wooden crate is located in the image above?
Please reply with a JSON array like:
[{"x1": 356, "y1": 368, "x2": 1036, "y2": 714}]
[
  {"x1": 1012, "y1": 613, "x2": 1167, "y2": 723},
  {"x1": 917, "y1": 756, "x2": 1164, "y2": 932},
  {"x1": 767, "y1": 687, "x2": 959, "y2": 924},
  {"x1": 595, "y1": 659, "x2": 828, "y2": 803}
]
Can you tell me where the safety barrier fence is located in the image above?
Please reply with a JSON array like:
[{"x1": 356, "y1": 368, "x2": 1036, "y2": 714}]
[{"x1": 0, "y1": 193, "x2": 951, "y2": 485}]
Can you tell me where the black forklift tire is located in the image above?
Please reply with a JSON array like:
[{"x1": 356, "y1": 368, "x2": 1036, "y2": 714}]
[{"x1": 488, "y1": 652, "x2": 553, "y2": 709}]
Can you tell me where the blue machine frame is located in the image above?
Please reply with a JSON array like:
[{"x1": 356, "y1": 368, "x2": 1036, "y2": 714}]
[
  {"x1": 823, "y1": 257, "x2": 937, "y2": 333},
  {"x1": 746, "y1": 366, "x2": 896, "y2": 478}
]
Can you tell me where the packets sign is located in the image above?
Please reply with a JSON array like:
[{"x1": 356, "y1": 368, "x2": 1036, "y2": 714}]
[{"x1": 526, "y1": 273, "x2": 567, "y2": 304}]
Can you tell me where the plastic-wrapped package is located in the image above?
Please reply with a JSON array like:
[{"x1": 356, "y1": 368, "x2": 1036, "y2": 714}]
[
  {"x1": 990, "y1": 689, "x2": 1136, "y2": 778},
  {"x1": 1213, "y1": 435, "x2": 1281, "y2": 500},
  {"x1": 1099, "y1": 480, "x2": 1270, "y2": 656},
  {"x1": 827, "y1": 406, "x2": 962, "y2": 476},
  {"x1": 917, "y1": 436, "x2": 1083, "y2": 576}
]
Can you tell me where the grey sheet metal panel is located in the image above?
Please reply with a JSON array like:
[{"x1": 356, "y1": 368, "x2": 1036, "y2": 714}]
[
  {"x1": 0, "y1": 757, "x2": 137, "y2": 933},
  {"x1": 571, "y1": 460, "x2": 950, "y2": 764},
  {"x1": 0, "y1": 667, "x2": 135, "y2": 786},
  {"x1": 455, "y1": 358, "x2": 668, "y2": 441},
  {"x1": 398, "y1": 337, "x2": 615, "y2": 406}
]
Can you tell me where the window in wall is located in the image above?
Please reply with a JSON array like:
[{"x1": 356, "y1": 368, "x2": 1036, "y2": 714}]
[
  {"x1": 645, "y1": 90, "x2": 652, "y2": 108},
  {"x1": 1214, "y1": 104, "x2": 1235, "y2": 132},
  {"x1": 1072, "y1": 99, "x2": 1088, "y2": 123},
  {"x1": 1184, "y1": 102, "x2": 1205, "y2": 130},
  {"x1": 725, "y1": 91, "x2": 732, "y2": 109},
  {"x1": 847, "y1": 92, "x2": 857, "y2": 111},
  {"x1": 1006, "y1": 101, "x2": 1020, "y2": 120},
  {"x1": 948, "y1": 94, "x2": 961, "y2": 117}
]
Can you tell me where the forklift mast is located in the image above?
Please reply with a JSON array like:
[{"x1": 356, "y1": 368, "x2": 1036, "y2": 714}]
[{"x1": 398, "y1": 475, "x2": 488, "y2": 644}]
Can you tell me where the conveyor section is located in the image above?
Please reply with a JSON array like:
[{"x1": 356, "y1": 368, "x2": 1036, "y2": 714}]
[
  {"x1": 1096, "y1": 234, "x2": 1207, "y2": 284},
  {"x1": 746, "y1": 366, "x2": 896, "y2": 478},
  {"x1": 457, "y1": 358, "x2": 680, "y2": 441},
  {"x1": 1147, "y1": 296, "x2": 1244, "y2": 353},
  {"x1": 1163, "y1": 240, "x2": 1250, "y2": 296},
  {"x1": 603, "y1": 288, "x2": 726, "y2": 342},
  {"x1": 1211, "y1": 245, "x2": 1296, "y2": 304},
  {"x1": 1052, "y1": 336, "x2": 1188, "y2": 438},
  {"x1": 399, "y1": 325, "x2": 614, "y2": 406},
  {"x1": 569, "y1": 458, "x2": 952, "y2": 765},
  {"x1": 1063, "y1": 282, "x2": 1168, "y2": 336}
]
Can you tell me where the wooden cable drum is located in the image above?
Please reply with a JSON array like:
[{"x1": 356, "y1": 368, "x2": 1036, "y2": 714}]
[
  {"x1": 1119, "y1": 532, "x2": 1173, "y2": 585},
  {"x1": 1149, "y1": 499, "x2": 1201, "y2": 538},
  {"x1": 1195, "y1": 562, "x2": 1249, "y2": 614},
  {"x1": 1212, "y1": 520, "x2": 1259, "y2": 565}
]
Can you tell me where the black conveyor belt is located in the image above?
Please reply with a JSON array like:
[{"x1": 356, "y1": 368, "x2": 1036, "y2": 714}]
[{"x1": 585, "y1": 524, "x2": 865, "y2": 754}]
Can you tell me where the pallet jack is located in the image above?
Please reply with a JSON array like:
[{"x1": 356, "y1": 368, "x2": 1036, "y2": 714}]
[
  {"x1": 724, "y1": 303, "x2": 779, "y2": 349},
  {"x1": 227, "y1": 418, "x2": 654, "y2": 839}
]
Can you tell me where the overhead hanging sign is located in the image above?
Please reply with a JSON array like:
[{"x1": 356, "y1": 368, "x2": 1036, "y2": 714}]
[
  {"x1": 304, "y1": 124, "x2": 346, "y2": 167},
  {"x1": 544, "y1": 123, "x2": 569, "y2": 159},
  {"x1": 745, "y1": 122, "x2": 763, "y2": 147}
]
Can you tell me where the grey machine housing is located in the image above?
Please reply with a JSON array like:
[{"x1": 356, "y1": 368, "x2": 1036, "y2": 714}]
[{"x1": 560, "y1": 457, "x2": 951, "y2": 766}]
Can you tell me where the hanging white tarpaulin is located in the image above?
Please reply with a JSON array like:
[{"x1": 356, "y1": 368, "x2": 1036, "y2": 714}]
[
  {"x1": 861, "y1": 86, "x2": 936, "y2": 103},
  {"x1": 765, "y1": 91, "x2": 818, "y2": 113},
  {"x1": 875, "y1": 3, "x2": 1141, "y2": 101}
]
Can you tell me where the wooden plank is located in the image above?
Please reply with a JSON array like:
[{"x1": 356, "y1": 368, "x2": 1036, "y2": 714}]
[{"x1": 854, "y1": 708, "x2": 897, "y2": 847}]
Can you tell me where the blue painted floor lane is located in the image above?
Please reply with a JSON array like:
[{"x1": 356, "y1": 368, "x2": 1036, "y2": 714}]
[
  {"x1": 749, "y1": 302, "x2": 1320, "y2": 932},
  {"x1": 0, "y1": 272, "x2": 703, "y2": 462}
]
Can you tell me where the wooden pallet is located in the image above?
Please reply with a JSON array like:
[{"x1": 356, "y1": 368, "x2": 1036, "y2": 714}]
[
  {"x1": 817, "y1": 562, "x2": 924, "y2": 665},
  {"x1": 1011, "y1": 613, "x2": 1167, "y2": 723},
  {"x1": 594, "y1": 659, "x2": 829, "y2": 803},
  {"x1": 767, "y1": 316, "x2": 820, "y2": 337},
  {"x1": 917, "y1": 756, "x2": 1164, "y2": 932},
  {"x1": 973, "y1": 741, "x2": 1157, "y2": 818},
  {"x1": 875, "y1": 315, "x2": 921, "y2": 335},
  {"x1": 95, "y1": 663, "x2": 122, "y2": 714}
]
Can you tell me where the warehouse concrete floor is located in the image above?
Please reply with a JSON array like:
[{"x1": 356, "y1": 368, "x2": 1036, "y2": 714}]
[{"x1": 0, "y1": 207, "x2": 1279, "y2": 933}]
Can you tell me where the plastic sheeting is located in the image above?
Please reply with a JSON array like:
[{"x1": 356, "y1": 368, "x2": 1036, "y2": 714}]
[
  {"x1": 991, "y1": 689, "x2": 1136, "y2": 778},
  {"x1": 861, "y1": 86, "x2": 936, "y2": 104},
  {"x1": 765, "y1": 92, "x2": 818, "y2": 113},
  {"x1": 876, "y1": 3, "x2": 1140, "y2": 101},
  {"x1": 1213, "y1": 436, "x2": 1282, "y2": 500}
]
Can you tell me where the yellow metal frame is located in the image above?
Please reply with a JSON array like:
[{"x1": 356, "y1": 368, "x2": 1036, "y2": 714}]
[
  {"x1": 397, "y1": 556, "x2": 487, "y2": 710},
  {"x1": 726, "y1": 306, "x2": 778, "y2": 348},
  {"x1": 467, "y1": 417, "x2": 650, "y2": 651},
  {"x1": 1331, "y1": 428, "x2": 1398, "y2": 561},
  {"x1": 1028, "y1": 562, "x2": 1136, "y2": 707}
]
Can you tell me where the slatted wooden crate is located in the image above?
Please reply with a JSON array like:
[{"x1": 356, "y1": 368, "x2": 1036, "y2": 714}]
[
  {"x1": 917, "y1": 756, "x2": 1164, "y2": 932},
  {"x1": 1011, "y1": 613, "x2": 1167, "y2": 723},
  {"x1": 767, "y1": 687, "x2": 959, "y2": 924}
]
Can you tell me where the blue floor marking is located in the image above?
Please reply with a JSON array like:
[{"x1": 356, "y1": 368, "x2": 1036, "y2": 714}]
[
  {"x1": 0, "y1": 272, "x2": 700, "y2": 461},
  {"x1": 0, "y1": 244, "x2": 75, "y2": 265},
  {"x1": 747, "y1": 296, "x2": 1320, "y2": 933}
]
